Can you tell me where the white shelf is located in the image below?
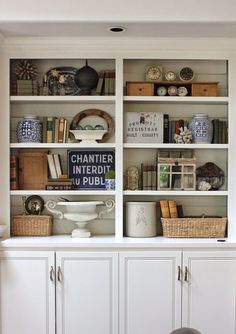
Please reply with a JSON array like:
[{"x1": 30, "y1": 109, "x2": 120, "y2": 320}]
[
  {"x1": 10, "y1": 190, "x2": 116, "y2": 196},
  {"x1": 123, "y1": 190, "x2": 228, "y2": 196},
  {"x1": 124, "y1": 96, "x2": 229, "y2": 104},
  {"x1": 10, "y1": 143, "x2": 116, "y2": 149},
  {"x1": 10, "y1": 96, "x2": 116, "y2": 104},
  {"x1": 123, "y1": 143, "x2": 228, "y2": 149}
]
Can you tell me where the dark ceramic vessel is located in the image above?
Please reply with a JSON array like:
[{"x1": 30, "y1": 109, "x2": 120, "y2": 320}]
[{"x1": 75, "y1": 60, "x2": 98, "y2": 95}]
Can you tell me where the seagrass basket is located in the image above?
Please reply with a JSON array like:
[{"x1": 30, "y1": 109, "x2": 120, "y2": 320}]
[
  {"x1": 161, "y1": 217, "x2": 227, "y2": 238},
  {"x1": 11, "y1": 215, "x2": 52, "y2": 236}
]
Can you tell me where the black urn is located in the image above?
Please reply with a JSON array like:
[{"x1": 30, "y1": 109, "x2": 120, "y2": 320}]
[{"x1": 75, "y1": 60, "x2": 99, "y2": 95}]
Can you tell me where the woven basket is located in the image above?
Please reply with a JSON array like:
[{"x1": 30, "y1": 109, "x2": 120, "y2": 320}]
[
  {"x1": 11, "y1": 215, "x2": 52, "y2": 236},
  {"x1": 161, "y1": 217, "x2": 227, "y2": 238}
]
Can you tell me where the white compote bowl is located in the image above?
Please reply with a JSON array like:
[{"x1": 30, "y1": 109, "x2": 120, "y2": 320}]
[{"x1": 45, "y1": 199, "x2": 115, "y2": 238}]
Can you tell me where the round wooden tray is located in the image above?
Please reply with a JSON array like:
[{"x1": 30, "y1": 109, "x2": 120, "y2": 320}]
[{"x1": 70, "y1": 109, "x2": 114, "y2": 143}]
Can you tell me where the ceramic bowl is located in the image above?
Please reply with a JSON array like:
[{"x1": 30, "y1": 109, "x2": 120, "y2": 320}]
[{"x1": 69, "y1": 130, "x2": 107, "y2": 143}]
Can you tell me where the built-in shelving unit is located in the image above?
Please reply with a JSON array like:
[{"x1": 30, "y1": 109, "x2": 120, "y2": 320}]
[{"x1": 4, "y1": 49, "x2": 234, "y2": 240}]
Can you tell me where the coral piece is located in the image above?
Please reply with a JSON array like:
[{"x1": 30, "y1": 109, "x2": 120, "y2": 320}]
[{"x1": 174, "y1": 126, "x2": 192, "y2": 144}]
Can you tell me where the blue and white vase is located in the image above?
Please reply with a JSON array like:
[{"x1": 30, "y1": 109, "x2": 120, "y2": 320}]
[
  {"x1": 17, "y1": 116, "x2": 43, "y2": 143},
  {"x1": 189, "y1": 113, "x2": 213, "y2": 144},
  {"x1": 105, "y1": 179, "x2": 116, "y2": 190}
]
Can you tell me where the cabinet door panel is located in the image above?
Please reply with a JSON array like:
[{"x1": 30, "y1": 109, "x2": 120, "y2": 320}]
[
  {"x1": 183, "y1": 251, "x2": 236, "y2": 334},
  {"x1": 56, "y1": 252, "x2": 118, "y2": 334},
  {"x1": 119, "y1": 251, "x2": 182, "y2": 334},
  {"x1": 0, "y1": 251, "x2": 55, "y2": 334}
]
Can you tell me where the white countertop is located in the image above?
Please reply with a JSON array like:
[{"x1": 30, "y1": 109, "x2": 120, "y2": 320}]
[{"x1": 0, "y1": 235, "x2": 235, "y2": 250}]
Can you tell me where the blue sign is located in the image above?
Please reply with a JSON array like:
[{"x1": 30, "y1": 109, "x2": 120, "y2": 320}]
[{"x1": 68, "y1": 149, "x2": 115, "y2": 190}]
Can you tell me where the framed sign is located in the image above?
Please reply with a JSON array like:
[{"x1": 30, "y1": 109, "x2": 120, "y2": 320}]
[
  {"x1": 68, "y1": 149, "x2": 115, "y2": 190},
  {"x1": 124, "y1": 111, "x2": 163, "y2": 143}
]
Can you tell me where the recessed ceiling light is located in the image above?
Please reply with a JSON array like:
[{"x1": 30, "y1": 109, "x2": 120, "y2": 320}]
[{"x1": 108, "y1": 26, "x2": 126, "y2": 33}]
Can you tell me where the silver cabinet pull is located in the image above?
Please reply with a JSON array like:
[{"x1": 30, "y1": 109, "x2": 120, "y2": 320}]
[
  {"x1": 177, "y1": 265, "x2": 181, "y2": 281},
  {"x1": 50, "y1": 266, "x2": 55, "y2": 282},
  {"x1": 57, "y1": 266, "x2": 62, "y2": 282},
  {"x1": 184, "y1": 266, "x2": 188, "y2": 281}
]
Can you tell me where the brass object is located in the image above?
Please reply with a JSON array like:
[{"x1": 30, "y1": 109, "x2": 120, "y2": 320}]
[
  {"x1": 178, "y1": 265, "x2": 181, "y2": 281},
  {"x1": 184, "y1": 266, "x2": 188, "y2": 281}
]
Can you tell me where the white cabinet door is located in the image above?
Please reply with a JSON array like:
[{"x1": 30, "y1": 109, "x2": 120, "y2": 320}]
[
  {"x1": 119, "y1": 251, "x2": 182, "y2": 334},
  {"x1": 0, "y1": 251, "x2": 55, "y2": 334},
  {"x1": 56, "y1": 251, "x2": 118, "y2": 334},
  {"x1": 182, "y1": 251, "x2": 236, "y2": 334}
]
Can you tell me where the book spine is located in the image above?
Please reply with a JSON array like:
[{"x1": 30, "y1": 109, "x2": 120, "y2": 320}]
[
  {"x1": 42, "y1": 116, "x2": 47, "y2": 143},
  {"x1": 53, "y1": 154, "x2": 62, "y2": 178},
  {"x1": 163, "y1": 114, "x2": 169, "y2": 143},
  {"x1": 142, "y1": 164, "x2": 148, "y2": 190},
  {"x1": 47, "y1": 117, "x2": 53, "y2": 143},
  {"x1": 95, "y1": 70, "x2": 105, "y2": 95},
  {"x1": 58, "y1": 117, "x2": 65, "y2": 143},
  {"x1": 179, "y1": 119, "x2": 185, "y2": 131},
  {"x1": 168, "y1": 200, "x2": 178, "y2": 218},
  {"x1": 47, "y1": 154, "x2": 57, "y2": 179},
  {"x1": 54, "y1": 118, "x2": 59, "y2": 143},
  {"x1": 160, "y1": 200, "x2": 170, "y2": 218},
  {"x1": 151, "y1": 165, "x2": 157, "y2": 190},
  {"x1": 147, "y1": 165, "x2": 152, "y2": 190},
  {"x1": 10, "y1": 155, "x2": 18, "y2": 190},
  {"x1": 212, "y1": 119, "x2": 219, "y2": 143}
]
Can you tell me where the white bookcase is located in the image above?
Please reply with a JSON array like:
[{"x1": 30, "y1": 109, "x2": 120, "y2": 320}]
[{"x1": 1, "y1": 40, "x2": 236, "y2": 240}]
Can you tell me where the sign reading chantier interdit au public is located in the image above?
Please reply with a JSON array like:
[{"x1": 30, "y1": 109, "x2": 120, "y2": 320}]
[{"x1": 68, "y1": 149, "x2": 115, "y2": 190}]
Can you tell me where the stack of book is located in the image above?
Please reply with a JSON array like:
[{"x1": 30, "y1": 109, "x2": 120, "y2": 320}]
[
  {"x1": 16, "y1": 79, "x2": 38, "y2": 96},
  {"x1": 159, "y1": 200, "x2": 184, "y2": 218},
  {"x1": 46, "y1": 178, "x2": 74, "y2": 190},
  {"x1": 140, "y1": 164, "x2": 157, "y2": 190},
  {"x1": 43, "y1": 117, "x2": 69, "y2": 143},
  {"x1": 95, "y1": 70, "x2": 115, "y2": 96},
  {"x1": 164, "y1": 114, "x2": 188, "y2": 143},
  {"x1": 212, "y1": 119, "x2": 228, "y2": 143}
]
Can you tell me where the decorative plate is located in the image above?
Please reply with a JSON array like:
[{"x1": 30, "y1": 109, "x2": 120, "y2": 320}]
[
  {"x1": 70, "y1": 109, "x2": 114, "y2": 143},
  {"x1": 179, "y1": 67, "x2": 194, "y2": 82},
  {"x1": 157, "y1": 86, "x2": 167, "y2": 96},
  {"x1": 177, "y1": 86, "x2": 188, "y2": 96},
  {"x1": 24, "y1": 195, "x2": 44, "y2": 215},
  {"x1": 165, "y1": 71, "x2": 176, "y2": 81},
  {"x1": 145, "y1": 65, "x2": 162, "y2": 82},
  {"x1": 46, "y1": 67, "x2": 79, "y2": 95},
  {"x1": 167, "y1": 85, "x2": 178, "y2": 96}
]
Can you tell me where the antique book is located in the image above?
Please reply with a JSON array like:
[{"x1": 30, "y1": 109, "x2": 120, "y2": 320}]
[
  {"x1": 53, "y1": 154, "x2": 62, "y2": 178},
  {"x1": 160, "y1": 200, "x2": 170, "y2": 218},
  {"x1": 10, "y1": 155, "x2": 18, "y2": 190},
  {"x1": 47, "y1": 154, "x2": 57, "y2": 179},
  {"x1": 168, "y1": 200, "x2": 178, "y2": 218}
]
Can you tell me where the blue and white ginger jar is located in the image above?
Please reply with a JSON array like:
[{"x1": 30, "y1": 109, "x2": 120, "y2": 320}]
[
  {"x1": 189, "y1": 113, "x2": 213, "y2": 144},
  {"x1": 17, "y1": 116, "x2": 42, "y2": 143}
]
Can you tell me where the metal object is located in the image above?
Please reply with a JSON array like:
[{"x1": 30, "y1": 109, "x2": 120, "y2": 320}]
[
  {"x1": 184, "y1": 266, "x2": 188, "y2": 281},
  {"x1": 50, "y1": 266, "x2": 55, "y2": 282},
  {"x1": 57, "y1": 266, "x2": 62, "y2": 282},
  {"x1": 178, "y1": 265, "x2": 181, "y2": 281}
]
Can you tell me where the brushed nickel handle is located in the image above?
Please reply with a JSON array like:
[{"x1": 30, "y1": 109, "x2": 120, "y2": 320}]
[
  {"x1": 50, "y1": 266, "x2": 55, "y2": 282},
  {"x1": 178, "y1": 265, "x2": 181, "y2": 281},
  {"x1": 57, "y1": 266, "x2": 62, "y2": 282},
  {"x1": 184, "y1": 266, "x2": 188, "y2": 281}
]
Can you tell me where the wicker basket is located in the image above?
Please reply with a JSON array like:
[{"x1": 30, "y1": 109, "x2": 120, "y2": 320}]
[
  {"x1": 11, "y1": 215, "x2": 52, "y2": 236},
  {"x1": 161, "y1": 217, "x2": 227, "y2": 238}
]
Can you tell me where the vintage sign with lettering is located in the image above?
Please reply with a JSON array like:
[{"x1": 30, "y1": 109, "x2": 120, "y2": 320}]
[
  {"x1": 124, "y1": 111, "x2": 163, "y2": 143},
  {"x1": 68, "y1": 149, "x2": 115, "y2": 189}
]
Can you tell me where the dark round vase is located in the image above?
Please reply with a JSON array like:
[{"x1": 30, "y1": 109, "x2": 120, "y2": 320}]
[{"x1": 75, "y1": 60, "x2": 98, "y2": 95}]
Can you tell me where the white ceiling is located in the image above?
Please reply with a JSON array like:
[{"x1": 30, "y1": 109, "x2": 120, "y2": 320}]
[{"x1": 0, "y1": 0, "x2": 236, "y2": 38}]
